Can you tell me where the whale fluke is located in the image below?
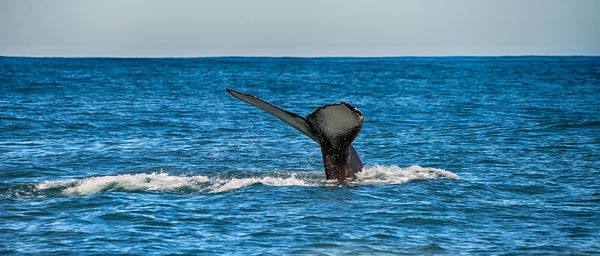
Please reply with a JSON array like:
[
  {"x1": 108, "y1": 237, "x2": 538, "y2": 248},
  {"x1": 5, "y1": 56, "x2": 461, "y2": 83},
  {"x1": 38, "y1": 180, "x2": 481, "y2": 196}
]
[
  {"x1": 226, "y1": 89, "x2": 317, "y2": 141},
  {"x1": 226, "y1": 89, "x2": 363, "y2": 182}
]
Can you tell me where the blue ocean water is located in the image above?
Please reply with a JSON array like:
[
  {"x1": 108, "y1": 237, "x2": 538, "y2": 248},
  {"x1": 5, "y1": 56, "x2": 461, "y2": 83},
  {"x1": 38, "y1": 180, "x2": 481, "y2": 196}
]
[{"x1": 1, "y1": 56, "x2": 599, "y2": 255}]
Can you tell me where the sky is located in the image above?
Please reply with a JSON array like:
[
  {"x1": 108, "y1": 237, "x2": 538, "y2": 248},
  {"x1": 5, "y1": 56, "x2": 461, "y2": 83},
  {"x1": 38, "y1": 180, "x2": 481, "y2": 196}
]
[{"x1": 1, "y1": 0, "x2": 599, "y2": 57}]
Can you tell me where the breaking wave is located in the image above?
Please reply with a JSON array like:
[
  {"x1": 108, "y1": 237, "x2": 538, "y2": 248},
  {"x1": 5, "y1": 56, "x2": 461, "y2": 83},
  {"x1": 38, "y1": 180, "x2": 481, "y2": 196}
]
[{"x1": 6, "y1": 165, "x2": 459, "y2": 197}]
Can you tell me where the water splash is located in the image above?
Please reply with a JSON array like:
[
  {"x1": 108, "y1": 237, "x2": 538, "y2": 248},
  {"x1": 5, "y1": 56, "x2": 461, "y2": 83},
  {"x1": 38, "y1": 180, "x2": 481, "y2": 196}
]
[{"x1": 11, "y1": 165, "x2": 459, "y2": 197}]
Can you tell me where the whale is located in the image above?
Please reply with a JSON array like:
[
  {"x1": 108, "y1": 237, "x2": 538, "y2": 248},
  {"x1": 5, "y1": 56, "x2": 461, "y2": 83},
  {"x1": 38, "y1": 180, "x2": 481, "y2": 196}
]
[{"x1": 226, "y1": 89, "x2": 364, "y2": 182}]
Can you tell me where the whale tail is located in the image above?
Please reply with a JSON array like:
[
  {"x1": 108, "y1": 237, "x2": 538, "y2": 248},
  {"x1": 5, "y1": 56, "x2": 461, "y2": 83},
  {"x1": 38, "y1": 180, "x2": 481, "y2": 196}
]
[
  {"x1": 306, "y1": 103, "x2": 363, "y2": 181},
  {"x1": 226, "y1": 89, "x2": 363, "y2": 181}
]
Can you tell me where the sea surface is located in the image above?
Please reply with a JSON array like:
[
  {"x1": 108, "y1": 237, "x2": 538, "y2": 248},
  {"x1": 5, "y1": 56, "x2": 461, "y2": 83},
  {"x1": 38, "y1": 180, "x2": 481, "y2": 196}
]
[{"x1": 1, "y1": 56, "x2": 599, "y2": 255}]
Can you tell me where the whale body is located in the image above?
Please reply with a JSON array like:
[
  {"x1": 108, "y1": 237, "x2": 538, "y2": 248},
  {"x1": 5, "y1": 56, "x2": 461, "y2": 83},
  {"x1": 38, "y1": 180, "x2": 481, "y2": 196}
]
[{"x1": 226, "y1": 89, "x2": 363, "y2": 182}]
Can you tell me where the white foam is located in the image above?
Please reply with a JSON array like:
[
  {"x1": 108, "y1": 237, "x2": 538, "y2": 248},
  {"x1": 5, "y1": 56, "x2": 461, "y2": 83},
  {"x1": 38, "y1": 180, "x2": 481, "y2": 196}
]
[
  {"x1": 208, "y1": 174, "x2": 310, "y2": 193},
  {"x1": 36, "y1": 172, "x2": 210, "y2": 196},
  {"x1": 32, "y1": 165, "x2": 459, "y2": 196},
  {"x1": 353, "y1": 164, "x2": 460, "y2": 185}
]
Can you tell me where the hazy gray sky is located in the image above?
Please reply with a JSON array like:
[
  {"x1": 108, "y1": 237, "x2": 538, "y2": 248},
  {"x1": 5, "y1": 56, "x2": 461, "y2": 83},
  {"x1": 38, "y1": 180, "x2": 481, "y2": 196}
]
[{"x1": 1, "y1": 0, "x2": 599, "y2": 57}]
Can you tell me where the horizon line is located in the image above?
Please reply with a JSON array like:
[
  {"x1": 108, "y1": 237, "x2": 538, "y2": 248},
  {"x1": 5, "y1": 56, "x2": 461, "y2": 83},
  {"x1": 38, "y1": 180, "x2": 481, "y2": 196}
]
[{"x1": 2, "y1": 54, "x2": 599, "y2": 59}]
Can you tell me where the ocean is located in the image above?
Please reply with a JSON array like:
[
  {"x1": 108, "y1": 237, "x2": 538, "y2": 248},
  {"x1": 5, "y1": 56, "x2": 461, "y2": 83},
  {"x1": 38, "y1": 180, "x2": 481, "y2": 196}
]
[{"x1": 1, "y1": 56, "x2": 599, "y2": 255}]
